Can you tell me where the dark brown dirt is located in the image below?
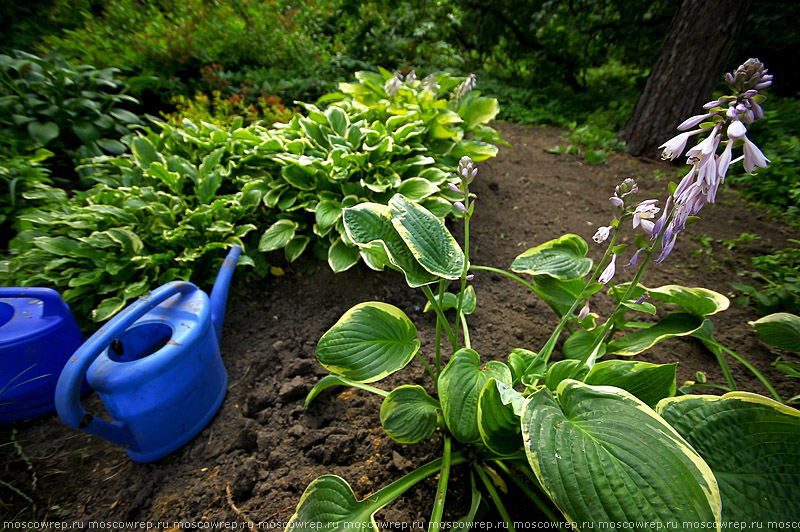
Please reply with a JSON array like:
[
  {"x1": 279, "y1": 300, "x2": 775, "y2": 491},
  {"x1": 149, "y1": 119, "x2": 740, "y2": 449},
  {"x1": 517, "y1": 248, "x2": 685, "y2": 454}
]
[{"x1": 3, "y1": 122, "x2": 800, "y2": 530}]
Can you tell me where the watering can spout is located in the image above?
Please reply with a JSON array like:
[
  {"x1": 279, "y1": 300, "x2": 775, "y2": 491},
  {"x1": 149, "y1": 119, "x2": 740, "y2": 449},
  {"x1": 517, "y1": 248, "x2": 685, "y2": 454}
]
[{"x1": 209, "y1": 245, "x2": 242, "y2": 342}]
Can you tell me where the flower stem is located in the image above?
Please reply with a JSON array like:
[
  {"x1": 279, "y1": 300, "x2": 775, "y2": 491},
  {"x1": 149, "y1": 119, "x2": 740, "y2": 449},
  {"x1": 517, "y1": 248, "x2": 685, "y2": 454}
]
[
  {"x1": 422, "y1": 284, "x2": 458, "y2": 352},
  {"x1": 708, "y1": 339, "x2": 783, "y2": 402},
  {"x1": 494, "y1": 461, "x2": 566, "y2": 532},
  {"x1": 427, "y1": 436, "x2": 452, "y2": 532},
  {"x1": 475, "y1": 463, "x2": 517, "y2": 532}
]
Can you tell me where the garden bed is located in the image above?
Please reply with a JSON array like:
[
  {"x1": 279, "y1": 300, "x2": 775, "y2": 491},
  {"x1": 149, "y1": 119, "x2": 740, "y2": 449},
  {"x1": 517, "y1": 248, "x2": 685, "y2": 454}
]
[{"x1": 3, "y1": 121, "x2": 799, "y2": 528}]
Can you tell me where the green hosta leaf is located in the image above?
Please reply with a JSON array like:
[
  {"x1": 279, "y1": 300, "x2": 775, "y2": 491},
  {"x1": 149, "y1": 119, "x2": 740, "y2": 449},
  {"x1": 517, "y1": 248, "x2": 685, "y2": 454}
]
[
  {"x1": 109, "y1": 108, "x2": 140, "y2": 124},
  {"x1": 422, "y1": 285, "x2": 476, "y2": 315},
  {"x1": 315, "y1": 199, "x2": 342, "y2": 229},
  {"x1": 531, "y1": 276, "x2": 586, "y2": 318},
  {"x1": 397, "y1": 178, "x2": 439, "y2": 201},
  {"x1": 326, "y1": 106, "x2": 349, "y2": 136},
  {"x1": 508, "y1": 348, "x2": 545, "y2": 387},
  {"x1": 389, "y1": 194, "x2": 464, "y2": 280},
  {"x1": 511, "y1": 234, "x2": 592, "y2": 280},
  {"x1": 611, "y1": 284, "x2": 729, "y2": 317},
  {"x1": 461, "y1": 96, "x2": 499, "y2": 129},
  {"x1": 451, "y1": 140, "x2": 498, "y2": 162},
  {"x1": 328, "y1": 238, "x2": 360, "y2": 273},
  {"x1": 522, "y1": 380, "x2": 721, "y2": 529},
  {"x1": 584, "y1": 149, "x2": 607, "y2": 164},
  {"x1": 259, "y1": 219, "x2": 298, "y2": 252},
  {"x1": 419, "y1": 197, "x2": 452, "y2": 217},
  {"x1": 131, "y1": 136, "x2": 162, "y2": 168},
  {"x1": 281, "y1": 164, "x2": 316, "y2": 191},
  {"x1": 438, "y1": 348, "x2": 511, "y2": 443},
  {"x1": 33, "y1": 236, "x2": 79, "y2": 255},
  {"x1": 304, "y1": 374, "x2": 387, "y2": 409},
  {"x1": 562, "y1": 329, "x2": 602, "y2": 361},
  {"x1": 343, "y1": 203, "x2": 438, "y2": 288},
  {"x1": 607, "y1": 312, "x2": 704, "y2": 356},
  {"x1": 285, "y1": 235, "x2": 310, "y2": 263},
  {"x1": 544, "y1": 359, "x2": 589, "y2": 390},
  {"x1": 72, "y1": 122, "x2": 100, "y2": 144},
  {"x1": 316, "y1": 302, "x2": 419, "y2": 383},
  {"x1": 749, "y1": 312, "x2": 800, "y2": 353},
  {"x1": 92, "y1": 297, "x2": 126, "y2": 322},
  {"x1": 478, "y1": 378, "x2": 524, "y2": 456},
  {"x1": 27, "y1": 121, "x2": 59, "y2": 146},
  {"x1": 658, "y1": 392, "x2": 800, "y2": 525},
  {"x1": 585, "y1": 360, "x2": 677, "y2": 408},
  {"x1": 380, "y1": 385, "x2": 440, "y2": 444},
  {"x1": 287, "y1": 475, "x2": 385, "y2": 529}
]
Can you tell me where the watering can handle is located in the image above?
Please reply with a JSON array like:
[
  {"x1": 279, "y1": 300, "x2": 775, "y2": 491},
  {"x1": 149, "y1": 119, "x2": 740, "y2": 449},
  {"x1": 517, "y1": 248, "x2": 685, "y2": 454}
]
[
  {"x1": 55, "y1": 281, "x2": 195, "y2": 446},
  {"x1": 0, "y1": 287, "x2": 68, "y2": 316}
]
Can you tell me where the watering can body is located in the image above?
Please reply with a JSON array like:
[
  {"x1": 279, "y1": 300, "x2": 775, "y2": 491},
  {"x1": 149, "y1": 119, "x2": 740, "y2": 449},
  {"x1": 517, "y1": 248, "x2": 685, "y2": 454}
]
[
  {"x1": 56, "y1": 245, "x2": 241, "y2": 463},
  {"x1": 0, "y1": 288, "x2": 85, "y2": 425}
]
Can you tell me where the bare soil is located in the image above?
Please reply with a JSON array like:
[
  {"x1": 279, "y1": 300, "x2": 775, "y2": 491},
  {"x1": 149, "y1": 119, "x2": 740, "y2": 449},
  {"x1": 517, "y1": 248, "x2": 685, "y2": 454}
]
[{"x1": 3, "y1": 122, "x2": 800, "y2": 530}]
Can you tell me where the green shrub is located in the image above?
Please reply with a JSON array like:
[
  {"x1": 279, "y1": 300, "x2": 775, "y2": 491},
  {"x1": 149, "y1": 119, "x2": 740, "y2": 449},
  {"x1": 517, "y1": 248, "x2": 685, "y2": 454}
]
[
  {"x1": 0, "y1": 50, "x2": 142, "y2": 183},
  {"x1": 2, "y1": 69, "x2": 505, "y2": 324}
]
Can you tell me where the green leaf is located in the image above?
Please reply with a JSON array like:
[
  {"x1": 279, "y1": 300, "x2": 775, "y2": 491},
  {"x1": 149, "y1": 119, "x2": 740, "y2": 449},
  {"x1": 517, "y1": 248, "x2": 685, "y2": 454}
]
[
  {"x1": 507, "y1": 348, "x2": 545, "y2": 387},
  {"x1": 585, "y1": 360, "x2": 677, "y2": 408},
  {"x1": 343, "y1": 203, "x2": 438, "y2": 288},
  {"x1": 389, "y1": 194, "x2": 464, "y2": 280},
  {"x1": 327, "y1": 238, "x2": 360, "y2": 273},
  {"x1": 544, "y1": 359, "x2": 589, "y2": 390},
  {"x1": 562, "y1": 329, "x2": 601, "y2": 360},
  {"x1": 315, "y1": 199, "x2": 342, "y2": 229},
  {"x1": 304, "y1": 374, "x2": 386, "y2": 409},
  {"x1": 27, "y1": 121, "x2": 59, "y2": 146},
  {"x1": 611, "y1": 284, "x2": 730, "y2": 317},
  {"x1": 281, "y1": 164, "x2": 316, "y2": 191},
  {"x1": 72, "y1": 122, "x2": 100, "y2": 143},
  {"x1": 607, "y1": 312, "x2": 704, "y2": 356},
  {"x1": 32, "y1": 236, "x2": 78, "y2": 255},
  {"x1": 326, "y1": 106, "x2": 349, "y2": 136},
  {"x1": 380, "y1": 385, "x2": 440, "y2": 444},
  {"x1": 749, "y1": 312, "x2": 800, "y2": 353},
  {"x1": 584, "y1": 149, "x2": 607, "y2": 164},
  {"x1": 422, "y1": 285, "x2": 476, "y2": 315},
  {"x1": 530, "y1": 276, "x2": 586, "y2": 318},
  {"x1": 397, "y1": 178, "x2": 439, "y2": 201},
  {"x1": 438, "y1": 348, "x2": 511, "y2": 443},
  {"x1": 131, "y1": 136, "x2": 162, "y2": 169},
  {"x1": 109, "y1": 108, "x2": 141, "y2": 124},
  {"x1": 522, "y1": 380, "x2": 721, "y2": 529},
  {"x1": 259, "y1": 219, "x2": 298, "y2": 252},
  {"x1": 285, "y1": 235, "x2": 310, "y2": 262},
  {"x1": 478, "y1": 379, "x2": 524, "y2": 456},
  {"x1": 287, "y1": 475, "x2": 384, "y2": 529},
  {"x1": 92, "y1": 297, "x2": 126, "y2": 322},
  {"x1": 316, "y1": 302, "x2": 419, "y2": 383},
  {"x1": 461, "y1": 96, "x2": 499, "y2": 129},
  {"x1": 511, "y1": 234, "x2": 593, "y2": 280},
  {"x1": 451, "y1": 140, "x2": 498, "y2": 162},
  {"x1": 658, "y1": 393, "x2": 800, "y2": 525}
]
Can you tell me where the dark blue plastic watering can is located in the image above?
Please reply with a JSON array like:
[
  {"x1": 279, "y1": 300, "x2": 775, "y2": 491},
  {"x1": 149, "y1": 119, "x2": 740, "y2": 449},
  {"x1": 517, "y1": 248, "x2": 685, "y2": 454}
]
[
  {"x1": 56, "y1": 245, "x2": 241, "y2": 463},
  {"x1": 0, "y1": 288, "x2": 85, "y2": 425}
]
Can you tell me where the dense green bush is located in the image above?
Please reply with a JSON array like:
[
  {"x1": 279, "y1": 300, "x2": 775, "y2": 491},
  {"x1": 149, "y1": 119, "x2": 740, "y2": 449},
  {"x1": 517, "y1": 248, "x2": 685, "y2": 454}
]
[
  {"x1": 0, "y1": 50, "x2": 142, "y2": 182},
  {"x1": 1, "y1": 70, "x2": 504, "y2": 324}
]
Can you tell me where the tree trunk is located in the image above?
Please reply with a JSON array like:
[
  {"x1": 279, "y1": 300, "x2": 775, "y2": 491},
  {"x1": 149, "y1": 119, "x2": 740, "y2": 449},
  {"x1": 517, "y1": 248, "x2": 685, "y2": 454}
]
[{"x1": 619, "y1": 0, "x2": 752, "y2": 158}]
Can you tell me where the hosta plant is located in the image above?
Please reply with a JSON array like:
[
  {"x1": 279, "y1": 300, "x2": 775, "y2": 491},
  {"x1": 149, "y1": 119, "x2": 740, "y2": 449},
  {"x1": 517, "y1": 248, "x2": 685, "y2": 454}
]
[{"x1": 294, "y1": 60, "x2": 800, "y2": 529}]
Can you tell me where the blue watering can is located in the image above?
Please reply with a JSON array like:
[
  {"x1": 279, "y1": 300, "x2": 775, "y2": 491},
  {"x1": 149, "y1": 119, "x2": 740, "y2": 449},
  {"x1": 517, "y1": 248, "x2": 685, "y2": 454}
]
[
  {"x1": 56, "y1": 245, "x2": 241, "y2": 463},
  {"x1": 0, "y1": 288, "x2": 85, "y2": 425}
]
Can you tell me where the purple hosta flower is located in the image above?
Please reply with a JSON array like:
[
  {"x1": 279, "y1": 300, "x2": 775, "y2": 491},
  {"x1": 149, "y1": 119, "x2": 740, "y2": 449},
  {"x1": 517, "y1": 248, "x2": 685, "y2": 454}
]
[
  {"x1": 454, "y1": 201, "x2": 467, "y2": 213},
  {"x1": 743, "y1": 137, "x2": 770, "y2": 174},
  {"x1": 598, "y1": 254, "x2": 617, "y2": 284},
  {"x1": 457, "y1": 156, "x2": 478, "y2": 184},
  {"x1": 609, "y1": 178, "x2": 638, "y2": 207},
  {"x1": 453, "y1": 73, "x2": 477, "y2": 103},
  {"x1": 677, "y1": 112, "x2": 715, "y2": 131},
  {"x1": 659, "y1": 131, "x2": 696, "y2": 161},
  {"x1": 609, "y1": 196, "x2": 624, "y2": 208},
  {"x1": 422, "y1": 74, "x2": 440, "y2": 93},
  {"x1": 633, "y1": 200, "x2": 660, "y2": 235},
  {"x1": 686, "y1": 124, "x2": 720, "y2": 167},
  {"x1": 385, "y1": 71, "x2": 404, "y2": 99},
  {"x1": 727, "y1": 119, "x2": 747, "y2": 140},
  {"x1": 405, "y1": 69, "x2": 417, "y2": 85},
  {"x1": 634, "y1": 291, "x2": 650, "y2": 305},
  {"x1": 448, "y1": 182, "x2": 463, "y2": 194},
  {"x1": 593, "y1": 225, "x2": 613, "y2": 244},
  {"x1": 577, "y1": 301, "x2": 591, "y2": 321},
  {"x1": 717, "y1": 140, "x2": 734, "y2": 183},
  {"x1": 655, "y1": 234, "x2": 677, "y2": 264},
  {"x1": 625, "y1": 247, "x2": 647, "y2": 269}
]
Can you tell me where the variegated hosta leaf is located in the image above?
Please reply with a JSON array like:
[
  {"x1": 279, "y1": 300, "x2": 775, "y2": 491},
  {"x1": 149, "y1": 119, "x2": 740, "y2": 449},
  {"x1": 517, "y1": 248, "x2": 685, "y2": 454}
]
[
  {"x1": 606, "y1": 311, "x2": 704, "y2": 356},
  {"x1": 585, "y1": 360, "x2": 677, "y2": 408},
  {"x1": 658, "y1": 392, "x2": 800, "y2": 525},
  {"x1": 287, "y1": 475, "x2": 385, "y2": 529},
  {"x1": 438, "y1": 349, "x2": 512, "y2": 444},
  {"x1": 530, "y1": 276, "x2": 587, "y2": 318},
  {"x1": 522, "y1": 380, "x2": 721, "y2": 529},
  {"x1": 544, "y1": 359, "x2": 589, "y2": 390},
  {"x1": 316, "y1": 302, "x2": 419, "y2": 383},
  {"x1": 304, "y1": 374, "x2": 387, "y2": 410},
  {"x1": 258, "y1": 219, "x2": 298, "y2": 252},
  {"x1": 507, "y1": 348, "x2": 545, "y2": 387},
  {"x1": 342, "y1": 202, "x2": 438, "y2": 287},
  {"x1": 478, "y1": 378, "x2": 525, "y2": 456},
  {"x1": 422, "y1": 285, "x2": 477, "y2": 315},
  {"x1": 380, "y1": 385, "x2": 440, "y2": 443},
  {"x1": 611, "y1": 283, "x2": 729, "y2": 317},
  {"x1": 389, "y1": 194, "x2": 464, "y2": 280},
  {"x1": 327, "y1": 237, "x2": 360, "y2": 273},
  {"x1": 749, "y1": 312, "x2": 800, "y2": 353},
  {"x1": 511, "y1": 234, "x2": 593, "y2": 280}
]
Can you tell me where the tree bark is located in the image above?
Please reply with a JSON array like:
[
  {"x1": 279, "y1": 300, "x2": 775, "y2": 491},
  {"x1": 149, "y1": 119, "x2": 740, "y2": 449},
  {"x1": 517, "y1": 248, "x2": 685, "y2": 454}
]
[{"x1": 619, "y1": 0, "x2": 752, "y2": 158}]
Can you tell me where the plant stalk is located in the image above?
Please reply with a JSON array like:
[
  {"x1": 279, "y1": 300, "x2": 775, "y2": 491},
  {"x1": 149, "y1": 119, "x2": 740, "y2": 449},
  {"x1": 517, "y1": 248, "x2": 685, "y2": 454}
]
[
  {"x1": 475, "y1": 463, "x2": 516, "y2": 532},
  {"x1": 422, "y1": 284, "x2": 458, "y2": 351},
  {"x1": 428, "y1": 436, "x2": 452, "y2": 532}
]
